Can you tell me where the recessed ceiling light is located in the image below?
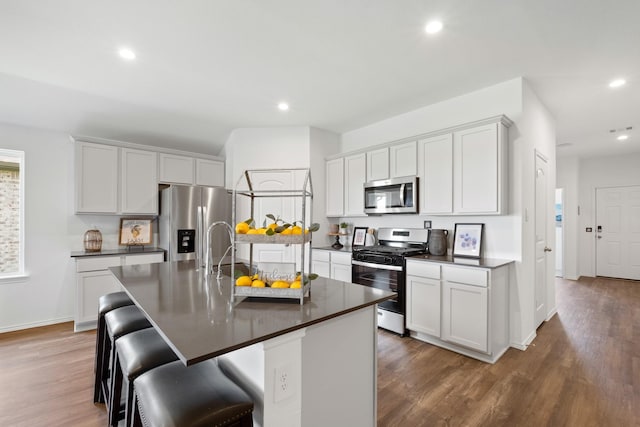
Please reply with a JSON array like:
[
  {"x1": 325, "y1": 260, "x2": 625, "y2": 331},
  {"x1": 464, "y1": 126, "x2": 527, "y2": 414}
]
[
  {"x1": 425, "y1": 20, "x2": 443, "y2": 34},
  {"x1": 608, "y1": 78, "x2": 626, "y2": 88},
  {"x1": 277, "y1": 102, "x2": 289, "y2": 111},
  {"x1": 617, "y1": 134, "x2": 629, "y2": 141},
  {"x1": 118, "y1": 48, "x2": 136, "y2": 61}
]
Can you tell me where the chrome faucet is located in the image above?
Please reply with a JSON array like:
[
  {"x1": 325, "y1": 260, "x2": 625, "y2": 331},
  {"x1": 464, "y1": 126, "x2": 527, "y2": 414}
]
[{"x1": 205, "y1": 221, "x2": 234, "y2": 278}]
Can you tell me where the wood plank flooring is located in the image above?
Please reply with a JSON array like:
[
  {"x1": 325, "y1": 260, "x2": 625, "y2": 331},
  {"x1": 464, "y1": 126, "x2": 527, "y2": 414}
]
[{"x1": 0, "y1": 276, "x2": 638, "y2": 426}]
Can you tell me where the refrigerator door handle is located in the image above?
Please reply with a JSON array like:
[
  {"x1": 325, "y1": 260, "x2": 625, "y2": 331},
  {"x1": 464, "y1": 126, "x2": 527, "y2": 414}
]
[{"x1": 197, "y1": 206, "x2": 203, "y2": 269}]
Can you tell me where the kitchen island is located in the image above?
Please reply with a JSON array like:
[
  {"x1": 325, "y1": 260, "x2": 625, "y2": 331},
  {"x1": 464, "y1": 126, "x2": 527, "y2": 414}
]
[{"x1": 109, "y1": 260, "x2": 394, "y2": 427}]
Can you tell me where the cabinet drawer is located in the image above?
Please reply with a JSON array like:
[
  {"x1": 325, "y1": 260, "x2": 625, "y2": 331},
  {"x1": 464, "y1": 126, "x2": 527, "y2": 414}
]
[
  {"x1": 76, "y1": 256, "x2": 123, "y2": 273},
  {"x1": 124, "y1": 253, "x2": 164, "y2": 265},
  {"x1": 314, "y1": 250, "x2": 331, "y2": 262},
  {"x1": 442, "y1": 265, "x2": 488, "y2": 287},
  {"x1": 406, "y1": 260, "x2": 441, "y2": 279},
  {"x1": 331, "y1": 252, "x2": 352, "y2": 266}
]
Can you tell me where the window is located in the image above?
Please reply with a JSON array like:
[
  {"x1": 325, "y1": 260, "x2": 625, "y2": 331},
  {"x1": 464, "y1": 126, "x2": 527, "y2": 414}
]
[{"x1": 0, "y1": 149, "x2": 24, "y2": 279}]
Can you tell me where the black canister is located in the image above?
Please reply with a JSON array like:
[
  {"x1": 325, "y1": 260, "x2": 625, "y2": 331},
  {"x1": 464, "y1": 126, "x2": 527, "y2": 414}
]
[{"x1": 427, "y1": 229, "x2": 448, "y2": 256}]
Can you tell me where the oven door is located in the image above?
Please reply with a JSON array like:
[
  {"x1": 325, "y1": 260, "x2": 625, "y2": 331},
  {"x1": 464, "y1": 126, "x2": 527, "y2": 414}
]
[{"x1": 351, "y1": 260, "x2": 404, "y2": 315}]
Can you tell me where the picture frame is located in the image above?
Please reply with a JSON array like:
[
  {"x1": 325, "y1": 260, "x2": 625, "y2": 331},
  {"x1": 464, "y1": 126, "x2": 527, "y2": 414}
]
[
  {"x1": 452, "y1": 223, "x2": 484, "y2": 258},
  {"x1": 352, "y1": 227, "x2": 368, "y2": 247},
  {"x1": 119, "y1": 218, "x2": 153, "y2": 246}
]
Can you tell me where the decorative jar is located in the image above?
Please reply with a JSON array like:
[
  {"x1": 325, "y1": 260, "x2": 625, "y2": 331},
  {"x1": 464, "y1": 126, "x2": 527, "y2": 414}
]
[{"x1": 84, "y1": 228, "x2": 103, "y2": 252}]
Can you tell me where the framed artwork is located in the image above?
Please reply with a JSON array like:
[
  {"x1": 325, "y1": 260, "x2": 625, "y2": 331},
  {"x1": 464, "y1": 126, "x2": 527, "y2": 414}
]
[
  {"x1": 352, "y1": 227, "x2": 368, "y2": 247},
  {"x1": 119, "y1": 218, "x2": 153, "y2": 246},
  {"x1": 452, "y1": 223, "x2": 484, "y2": 258}
]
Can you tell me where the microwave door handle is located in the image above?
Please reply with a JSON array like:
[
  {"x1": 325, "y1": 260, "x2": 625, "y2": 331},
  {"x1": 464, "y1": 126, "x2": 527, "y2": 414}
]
[{"x1": 399, "y1": 183, "x2": 405, "y2": 207}]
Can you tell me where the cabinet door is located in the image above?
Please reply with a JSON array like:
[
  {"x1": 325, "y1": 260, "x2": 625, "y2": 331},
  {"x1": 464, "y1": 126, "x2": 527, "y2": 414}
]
[
  {"x1": 196, "y1": 158, "x2": 225, "y2": 187},
  {"x1": 366, "y1": 148, "x2": 389, "y2": 182},
  {"x1": 331, "y1": 263, "x2": 352, "y2": 282},
  {"x1": 312, "y1": 261, "x2": 331, "y2": 279},
  {"x1": 121, "y1": 148, "x2": 158, "y2": 214},
  {"x1": 390, "y1": 141, "x2": 417, "y2": 178},
  {"x1": 453, "y1": 123, "x2": 499, "y2": 214},
  {"x1": 418, "y1": 134, "x2": 453, "y2": 214},
  {"x1": 76, "y1": 271, "x2": 122, "y2": 326},
  {"x1": 344, "y1": 153, "x2": 367, "y2": 216},
  {"x1": 441, "y1": 281, "x2": 488, "y2": 353},
  {"x1": 75, "y1": 142, "x2": 119, "y2": 213},
  {"x1": 124, "y1": 253, "x2": 165, "y2": 265},
  {"x1": 325, "y1": 158, "x2": 344, "y2": 217},
  {"x1": 406, "y1": 275, "x2": 441, "y2": 336},
  {"x1": 159, "y1": 153, "x2": 194, "y2": 184}
]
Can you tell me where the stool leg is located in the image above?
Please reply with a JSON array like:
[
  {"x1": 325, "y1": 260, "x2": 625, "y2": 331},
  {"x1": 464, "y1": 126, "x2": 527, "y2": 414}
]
[
  {"x1": 108, "y1": 347, "x2": 124, "y2": 427},
  {"x1": 94, "y1": 315, "x2": 110, "y2": 403}
]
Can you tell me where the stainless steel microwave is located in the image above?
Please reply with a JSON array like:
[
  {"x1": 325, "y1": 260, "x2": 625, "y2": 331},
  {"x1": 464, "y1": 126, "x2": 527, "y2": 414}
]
[{"x1": 363, "y1": 176, "x2": 418, "y2": 214}]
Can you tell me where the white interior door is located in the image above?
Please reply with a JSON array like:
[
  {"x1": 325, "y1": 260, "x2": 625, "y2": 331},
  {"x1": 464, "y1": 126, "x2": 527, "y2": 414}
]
[
  {"x1": 596, "y1": 186, "x2": 640, "y2": 280},
  {"x1": 534, "y1": 153, "x2": 550, "y2": 328}
]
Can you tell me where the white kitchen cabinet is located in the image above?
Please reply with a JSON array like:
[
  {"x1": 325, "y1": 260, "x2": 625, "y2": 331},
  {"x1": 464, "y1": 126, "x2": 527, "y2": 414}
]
[
  {"x1": 159, "y1": 153, "x2": 194, "y2": 184},
  {"x1": 453, "y1": 123, "x2": 506, "y2": 214},
  {"x1": 418, "y1": 134, "x2": 453, "y2": 214},
  {"x1": 406, "y1": 260, "x2": 441, "y2": 336},
  {"x1": 366, "y1": 147, "x2": 389, "y2": 182},
  {"x1": 325, "y1": 158, "x2": 344, "y2": 217},
  {"x1": 344, "y1": 153, "x2": 367, "y2": 216},
  {"x1": 75, "y1": 141, "x2": 158, "y2": 215},
  {"x1": 406, "y1": 259, "x2": 510, "y2": 363},
  {"x1": 389, "y1": 141, "x2": 417, "y2": 178},
  {"x1": 195, "y1": 158, "x2": 225, "y2": 187},
  {"x1": 441, "y1": 273, "x2": 488, "y2": 352},
  {"x1": 330, "y1": 251, "x2": 352, "y2": 282},
  {"x1": 75, "y1": 141, "x2": 119, "y2": 214},
  {"x1": 74, "y1": 252, "x2": 164, "y2": 331},
  {"x1": 312, "y1": 249, "x2": 331, "y2": 278},
  {"x1": 121, "y1": 148, "x2": 158, "y2": 215}
]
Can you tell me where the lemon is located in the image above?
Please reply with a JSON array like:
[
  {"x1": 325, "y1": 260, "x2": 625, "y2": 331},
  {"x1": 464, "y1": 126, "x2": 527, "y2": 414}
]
[
  {"x1": 291, "y1": 225, "x2": 302, "y2": 235},
  {"x1": 256, "y1": 227, "x2": 267, "y2": 234},
  {"x1": 290, "y1": 280, "x2": 302, "y2": 289},
  {"x1": 246, "y1": 229, "x2": 260, "y2": 234},
  {"x1": 252, "y1": 273, "x2": 259, "y2": 280},
  {"x1": 270, "y1": 280, "x2": 290, "y2": 289},
  {"x1": 251, "y1": 280, "x2": 266, "y2": 288},
  {"x1": 235, "y1": 222, "x2": 250, "y2": 234},
  {"x1": 267, "y1": 223, "x2": 278, "y2": 231},
  {"x1": 280, "y1": 227, "x2": 293, "y2": 235},
  {"x1": 235, "y1": 276, "x2": 252, "y2": 286}
]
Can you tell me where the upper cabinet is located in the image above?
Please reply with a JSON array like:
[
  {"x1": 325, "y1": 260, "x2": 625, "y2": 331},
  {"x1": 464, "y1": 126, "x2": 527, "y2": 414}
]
[
  {"x1": 419, "y1": 118, "x2": 510, "y2": 215},
  {"x1": 389, "y1": 141, "x2": 417, "y2": 178},
  {"x1": 120, "y1": 148, "x2": 158, "y2": 215},
  {"x1": 159, "y1": 154, "x2": 225, "y2": 187},
  {"x1": 75, "y1": 142, "x2": 119, "y2": 214},
  {"x1": 325, "y1": 158, "x2": 344, "y2": 217},
  {"x1": 366, "y1": 148, "x2": 389, "y2": 182},
  {"x1": 344, "y1": 153, "x2": 367, "y2": 216},
  {"x1": 76, "y1": 142, "x2": 158, "y2": 215}
]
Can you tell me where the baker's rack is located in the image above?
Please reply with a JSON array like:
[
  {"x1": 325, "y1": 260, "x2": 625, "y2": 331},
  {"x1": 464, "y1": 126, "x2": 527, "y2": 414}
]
[{"x1": 231, "y1": 168, "x2": 313, "y2": 305}]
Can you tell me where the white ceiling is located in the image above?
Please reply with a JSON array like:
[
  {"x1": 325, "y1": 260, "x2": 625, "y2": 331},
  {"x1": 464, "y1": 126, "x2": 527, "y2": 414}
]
[{"x1": 0, "y1": 0, "x2": 638, "y2": 159}]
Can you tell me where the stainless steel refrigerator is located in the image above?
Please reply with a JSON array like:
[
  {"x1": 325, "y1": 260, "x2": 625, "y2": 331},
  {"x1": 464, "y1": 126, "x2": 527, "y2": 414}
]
[{"x1": 159, "y1": 185, "x2": 232, "y2": 268}]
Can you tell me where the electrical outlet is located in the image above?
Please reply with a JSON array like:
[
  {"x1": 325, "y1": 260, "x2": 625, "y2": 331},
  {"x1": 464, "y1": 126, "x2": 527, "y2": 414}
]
[{"x1": 274, "y1": 363, "x2": 295, "y2": 403}]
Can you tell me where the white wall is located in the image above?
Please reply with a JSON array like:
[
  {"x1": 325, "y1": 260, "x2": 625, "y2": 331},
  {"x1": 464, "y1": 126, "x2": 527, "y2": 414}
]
[{"x1": 575, "y1": 153, "x2": 640, "y2": 277}]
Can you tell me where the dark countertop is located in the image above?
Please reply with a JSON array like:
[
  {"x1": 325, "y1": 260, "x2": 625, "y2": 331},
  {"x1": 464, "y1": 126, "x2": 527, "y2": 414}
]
[
  {"x1": 70, "y1": 247, "x2": 166, "y2": 258},
  {"x1": 109, "y1": 260, "x2": 394, "y2": 366},
  {"x1": 407, "y1": 254, "x2": 514, "y2": 269},
  {"x1": 314, "y1": 246, "x2": 352, "y2": 253}
]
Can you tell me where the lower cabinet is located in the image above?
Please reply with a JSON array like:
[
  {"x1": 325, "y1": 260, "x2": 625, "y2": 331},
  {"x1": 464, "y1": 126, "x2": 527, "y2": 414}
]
[
  {"x1": 405, "y1": 259, "x2": 510, "y2": 363},
  {"x1": 74, "y1": 252, "x2": 164, "y2": 332},
  {"x1": 313, "y1": 249, "x2": 352, "y2": 282}
]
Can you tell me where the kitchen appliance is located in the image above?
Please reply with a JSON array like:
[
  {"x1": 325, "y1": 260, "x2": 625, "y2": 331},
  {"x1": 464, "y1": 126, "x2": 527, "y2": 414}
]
[
  {"x1": 159, "y1": 185, "x2": 232, "y2": 268},
  {"x1": 351, "y1": 227, "x2": 429, "y2": 335},
  {"x1": 363, "y1": 176, "x2": 418, "y2": 215}
]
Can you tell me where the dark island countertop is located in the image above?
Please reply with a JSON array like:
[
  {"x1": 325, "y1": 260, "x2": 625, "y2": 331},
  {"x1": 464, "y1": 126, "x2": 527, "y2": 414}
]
[
  {"x1": 70, "y1": 247, "x2": 166, "y2": 258},
  {"x1": 109, "y1": 260, "x2": 394, "y2": 366}
]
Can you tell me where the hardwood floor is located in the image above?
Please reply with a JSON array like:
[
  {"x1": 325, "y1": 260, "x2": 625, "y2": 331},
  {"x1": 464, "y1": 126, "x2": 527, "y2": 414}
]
[
  {"x1": 378, "y1": 276, "x2": 640, "y2": 426},
  {"x1": 0, "y1": 276, "x2": 637, "y2": 426}
]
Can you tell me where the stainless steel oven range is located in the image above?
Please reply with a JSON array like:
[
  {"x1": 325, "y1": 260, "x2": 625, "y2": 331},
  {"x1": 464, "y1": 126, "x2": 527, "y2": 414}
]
[{"x1": 351, "y1": 227, "x2": 429, "y2": 336}]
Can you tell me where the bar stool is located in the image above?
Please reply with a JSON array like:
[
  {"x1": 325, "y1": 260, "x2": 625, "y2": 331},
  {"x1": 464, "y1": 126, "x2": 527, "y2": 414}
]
[
  {"x1": 94, "y1": 291, "x2": 134, "y2": 403},
  {"x1": 108, "y1": 328, "x2": 179, "y2": 427},
  {"x1": 101, "y1": 305, "x2": 152, "y2": 410},
  {"x1": 132, "y1": 359, "x2": 254, "y2": 427}
]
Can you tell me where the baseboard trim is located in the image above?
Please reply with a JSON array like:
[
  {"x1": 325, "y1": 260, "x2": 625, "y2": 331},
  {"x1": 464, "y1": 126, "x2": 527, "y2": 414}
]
[
  {"x1": 0, "y1": 316, "x2": 74, "y2": 334},
  {"x1": 510, "y1": 329, "x2": 537, "y2": 351}
]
